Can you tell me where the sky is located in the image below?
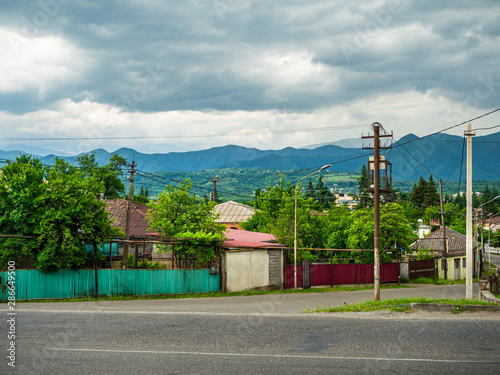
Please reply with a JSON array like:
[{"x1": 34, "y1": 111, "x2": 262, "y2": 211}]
[{"x1": 0, "y1": 0, "x2": 499, "y2": 155}]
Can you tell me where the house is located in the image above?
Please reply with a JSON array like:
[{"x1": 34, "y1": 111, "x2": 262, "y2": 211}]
[
  {"x1": 105, "y1": 199, "x2": 159, "y2": 266},
  {"x1": 418, "y1": 224, "x2": 432, "y2": 238},
  {"x1": 333, "y1": 193, "x2": 357, "y2": 209},
  {"x1": 221, "y1": 228, "x2": 285, "y2": 292},
  {"x1": 412, "y1": 227, "x2": 479, "y2": 280},
  {"x1": 214, "y1": 200, "x2": 255, "y2": 230},
  {"x1": 483, "y1": 216, "x2": 500, "y2": 233}
]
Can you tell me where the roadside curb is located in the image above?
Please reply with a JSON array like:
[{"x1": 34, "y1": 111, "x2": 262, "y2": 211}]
[
  {"x1": 479, "y1": 290, "x2": 500, "y2": 304},
  {"x1": 410, "y1": 303, "x2": 500, "y2": 312}
]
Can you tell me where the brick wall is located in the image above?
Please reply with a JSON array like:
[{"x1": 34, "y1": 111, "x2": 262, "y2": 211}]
[{"x1": 268, "y1": 249, "x2": 282, "y2": 290}]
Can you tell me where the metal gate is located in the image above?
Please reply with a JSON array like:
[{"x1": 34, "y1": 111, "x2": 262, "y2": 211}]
[{"x1": 408, "y1": 259, "x2": 436, "y2": 280}]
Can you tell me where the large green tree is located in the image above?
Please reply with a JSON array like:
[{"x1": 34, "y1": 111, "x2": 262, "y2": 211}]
[
  {"x1": 0, "y1": 155, "x2": 120, "y2": 272},
  {"x1": 345, "y1": 203, "x2": 415, "y2": 263},
  {"x1": 76, "y1": 152, "x2": 127, "y2": 199},
  {"x1": 304, "y1": 176, "x2": 336, "y2": 210},
  {"x1": 147, "y1": 179, "x2": 226, "y2": 265},
  {"x1": 356, "y1": 164, "x2": 372, "y2": 208}
]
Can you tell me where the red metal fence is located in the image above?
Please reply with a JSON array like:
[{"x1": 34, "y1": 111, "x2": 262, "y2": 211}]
[{"x1": 285, "y1": 263, "x2": 399, "y2": 289}]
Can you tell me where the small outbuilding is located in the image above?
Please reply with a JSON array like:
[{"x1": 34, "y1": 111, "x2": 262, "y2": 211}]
[
  {"x1": 412, "y1": 227, "x2": 479, "y2": 280},
  {"x1": 221, "y1": 228, "x2": 285, "y2": 292}
]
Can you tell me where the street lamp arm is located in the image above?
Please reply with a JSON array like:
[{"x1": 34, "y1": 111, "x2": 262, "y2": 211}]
[
  {"x1": 294, "y1": 164, "x2": 331, "y2": 290},
  {"x1": 480, "y1": 195, "x2": 500, "y2": 208}
]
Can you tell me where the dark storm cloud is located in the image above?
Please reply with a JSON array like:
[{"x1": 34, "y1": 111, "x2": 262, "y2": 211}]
[{"x1": 1, "y1": 0, "x2": 499, "y2": 115}]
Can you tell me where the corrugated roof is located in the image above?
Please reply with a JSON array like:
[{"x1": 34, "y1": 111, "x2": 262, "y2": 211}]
[
  {"x1": 214, "y1": 201, "x2": 255, "y2": 223},
  {"x1": 105, "y1": 199, "x2": 153, "y2": 238},
  {"x1": 413, "y1": 227, "x2": 478, "y2": 256},
  {"x1": 222, "y1": 228, "x2": 283, "y2": 249}
]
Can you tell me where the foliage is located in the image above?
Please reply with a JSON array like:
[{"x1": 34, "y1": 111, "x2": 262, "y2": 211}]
[
  {"x1": 133, "y1": 185, "x2": 150, "y2": 204},
  {"x1": 410, "y1": 175, "x2": 439, "y2": 213},
  {"x1": 416, "y1": 247, "x2": 433, "y2": 260},
  {"x1": 76, "y1": 152, "x2": 127, "y2": 199},
  {"x1": 422, "y1": 203, "x2": 466, "y2": 234},
  {"x1": 242, "y1": 176, "x2": 323, "y2": 264},
  {"x1": 147, "y1": 179, "x2": 226, "y2": 266},
  {"x1": 355, "y1": 164, "x2": 372, "y2": 208},
  {"x1": 345, "y1": 203, "x2": 415, "y2": 263},
  {"x1": 0, "y1": 155, "x2": 121, "y2": 272},
  {"x1": 121, "y1": 254, "x2": 168, "y2": 269},
  {"x1": 308, "y1": 297, "x2": 496, "y2": 313},
  {"x1": 304, "y1": 176, "x2": 336, "y2": 209}
]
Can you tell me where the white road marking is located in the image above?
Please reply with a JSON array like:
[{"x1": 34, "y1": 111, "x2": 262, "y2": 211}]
[{"x1": 46, "y1": 348, "x2": 500, "y2": 364}]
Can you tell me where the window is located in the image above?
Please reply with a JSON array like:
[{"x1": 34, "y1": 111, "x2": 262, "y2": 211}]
[{"x1": 462, "y1": 258, "x2": 466, "y2": 268}]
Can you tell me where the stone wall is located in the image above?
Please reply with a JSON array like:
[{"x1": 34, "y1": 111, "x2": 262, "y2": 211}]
[
  {"x1": 268, "y1": 249, "x2": 282, "y2": 290},
  {"x1": 479, "y1": 272, "x2": 500, "y2": 303}
]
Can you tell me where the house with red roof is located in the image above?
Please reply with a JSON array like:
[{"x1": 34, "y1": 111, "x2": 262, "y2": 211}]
[{"x1": 221, "y1": 228, "x2": 285, "y2": 292}]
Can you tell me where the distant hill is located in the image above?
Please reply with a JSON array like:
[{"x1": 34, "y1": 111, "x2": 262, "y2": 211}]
[
  {"x1": 304, "y1": 138, "x2": 364, "y2": 149},
  {"x1": 1, "y1": 144, "x2": 72, "y2": 156},
  {"x1": 1, "y1": 132, "x2": 499, "y2": 181}
]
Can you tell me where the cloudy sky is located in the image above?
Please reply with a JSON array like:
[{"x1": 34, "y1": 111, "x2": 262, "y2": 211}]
[{"x1": 1, "y1": 0, "x2": 499, "y2": 155}]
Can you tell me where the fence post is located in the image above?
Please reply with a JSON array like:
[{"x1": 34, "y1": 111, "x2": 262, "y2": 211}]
[
  {"x1": 302, "y1": 260, "x2": 311, "y2": 289},
  {"x1": 330, "y1": 251, "x2": 333, "y2": 288}
]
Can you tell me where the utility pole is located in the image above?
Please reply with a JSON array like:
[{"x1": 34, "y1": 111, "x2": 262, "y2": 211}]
[
  {"x1": 465, "y1": 123, "x2": 474, "y2": 299},
  {"x1": 210, "y1": 176, "x2": 220, "y2": 202},
  {"x1": 362, "y1": 123, "x2": 392, "y2": 301},
  {"x1": 439, "y1": 179, "x2": 448, "y2": 279},
  {"x1": 122, "y1": 160, "x2": 137, "y2": 269}
]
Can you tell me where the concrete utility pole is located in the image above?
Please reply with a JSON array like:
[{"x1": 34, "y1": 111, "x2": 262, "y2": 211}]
[
  {"x1": 362, "y1": 123, "x2": 392, "y2": 301},
  {"x1": 210, "y1": 176, "x2": 220, "y2": 202},
  {"x1": 465, "y1": 123, "x2": 474, "y2": 299},
  {"x1": 439, "y1": 179, "x2": 448, "y2": 279},
  {"x1": 122, "y1": 160, "x2": 137, "y2": 269}
]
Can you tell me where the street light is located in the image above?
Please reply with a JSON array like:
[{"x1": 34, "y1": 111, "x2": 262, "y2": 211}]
[
  {"x1": 479, "y1": 195, "x2": 500, "y2": 270},
  {"x1": 294, "y1": 164, "x2": 331, "y2": 290}
]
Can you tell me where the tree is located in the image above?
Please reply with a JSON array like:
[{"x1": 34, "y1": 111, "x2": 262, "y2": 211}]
[
  {"x1": 0, "y1": 155, "x2": 120, "y2": 272},
  {"x1": 345, "y1": 203, "x2": 415, "y2": 263},
  {"x1": 423, "y1": 174, "x2": 439, "y2": 208},
  {"x1": 134, "y1": 185, "x2": 150, "y2": 204},
  {"x1": 76, "y1": 152, "x2": 127, "y2": 199},
  {"x1": 410, "y1": 176, "x2": 427, "y2": 208},
  {"x1": 147, "y1": 179, "x2": 226, "y2": 265},
  {"x1": 356, "y1": 164, "x2": 372, "y2": 208},
  {"x1": 242, "y1": 176, "x2": 320, "y2": 263}
]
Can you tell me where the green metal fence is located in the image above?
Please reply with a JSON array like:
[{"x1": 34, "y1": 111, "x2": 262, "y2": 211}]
[{"x1": 0, "y1": 269, "x2": 220, "y2": 301}]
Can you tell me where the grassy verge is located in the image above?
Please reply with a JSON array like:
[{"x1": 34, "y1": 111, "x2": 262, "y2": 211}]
[
  {"x1": 402, "y1": 277, "x2": 480, "y2": 285},
  {"x1": 305, "y1": 297, "x2": 498, "y2": 314},
  {"x1": 14, "y1": 284, "x2": 409, "y2": 303}
]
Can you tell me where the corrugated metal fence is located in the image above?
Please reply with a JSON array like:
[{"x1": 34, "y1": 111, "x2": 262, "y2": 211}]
[
  {"x1": 285, "y1": 263, "x2": 399, "y2": 289},
  {"x1": 0, "y1": 269, "x2": 220, "y2": 301}
]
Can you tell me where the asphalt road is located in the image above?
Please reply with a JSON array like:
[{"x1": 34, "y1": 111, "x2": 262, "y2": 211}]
[
  {"x1": 4, "y1": 284, "x2": 500, "y2": 375},
  {"x1": 485, "y1": 252, "x2": 500, "y2": 267}
]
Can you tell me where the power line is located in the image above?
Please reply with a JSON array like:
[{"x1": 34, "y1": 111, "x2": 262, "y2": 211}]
[{"x1": 0, "y1": 124, "x2": 370, "y2": 142}]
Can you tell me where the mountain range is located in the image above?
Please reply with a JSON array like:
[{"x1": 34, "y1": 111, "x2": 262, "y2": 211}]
[{"x1": 1, "y1": 132, "x2": 499, "y2": 181}]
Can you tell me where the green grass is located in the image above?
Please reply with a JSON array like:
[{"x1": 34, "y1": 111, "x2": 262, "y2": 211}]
[
  {"x1": 14, "y1": 284, "x2": 410, "y2": 303},
  {"x1": 408, "y1": 277, "x2": 479, "y2": 285},
  {"x1": 305, "y1": 297, "x2": 498, "y2": 314}
]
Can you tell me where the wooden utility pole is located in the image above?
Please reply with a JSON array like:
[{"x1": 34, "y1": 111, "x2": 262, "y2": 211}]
[
  {"x1": 439, "y1": 179, "x2": 448, "y2": 279},
  {"x1": 210, "y1": 176, "x2": 220, "y2": 202},
  {"x1": 465, "y1": 123, "x2": 474, "y2": 299},
  {"x1": 122, "y1": 160, "x2": 137, "y2": 269},
  {"x1": 362, "y1": 123, "x2": 392, "y2": 301}
]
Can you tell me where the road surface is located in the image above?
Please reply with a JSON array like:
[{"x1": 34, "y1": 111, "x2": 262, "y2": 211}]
[{"x1": 3, "y1": 284, "x2": 499, "y2": 374}]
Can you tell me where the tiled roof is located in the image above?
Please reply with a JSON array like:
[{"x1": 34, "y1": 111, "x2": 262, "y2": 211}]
[
  {"x1": 485, "y1": 216, "x2": 500, "y2": 225},
  {"x1": 412, "y1": 227, "x2": 478, "y2": 256},
  {"x1": 105, "y1": 199, "x2": 153, "y2": 238},
  {"x1": 214, "y1": 201, "x2": 255, "y2": 223},
  {"x1": 222, "y1": 228, "x2": 284, "y2": 249}
]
